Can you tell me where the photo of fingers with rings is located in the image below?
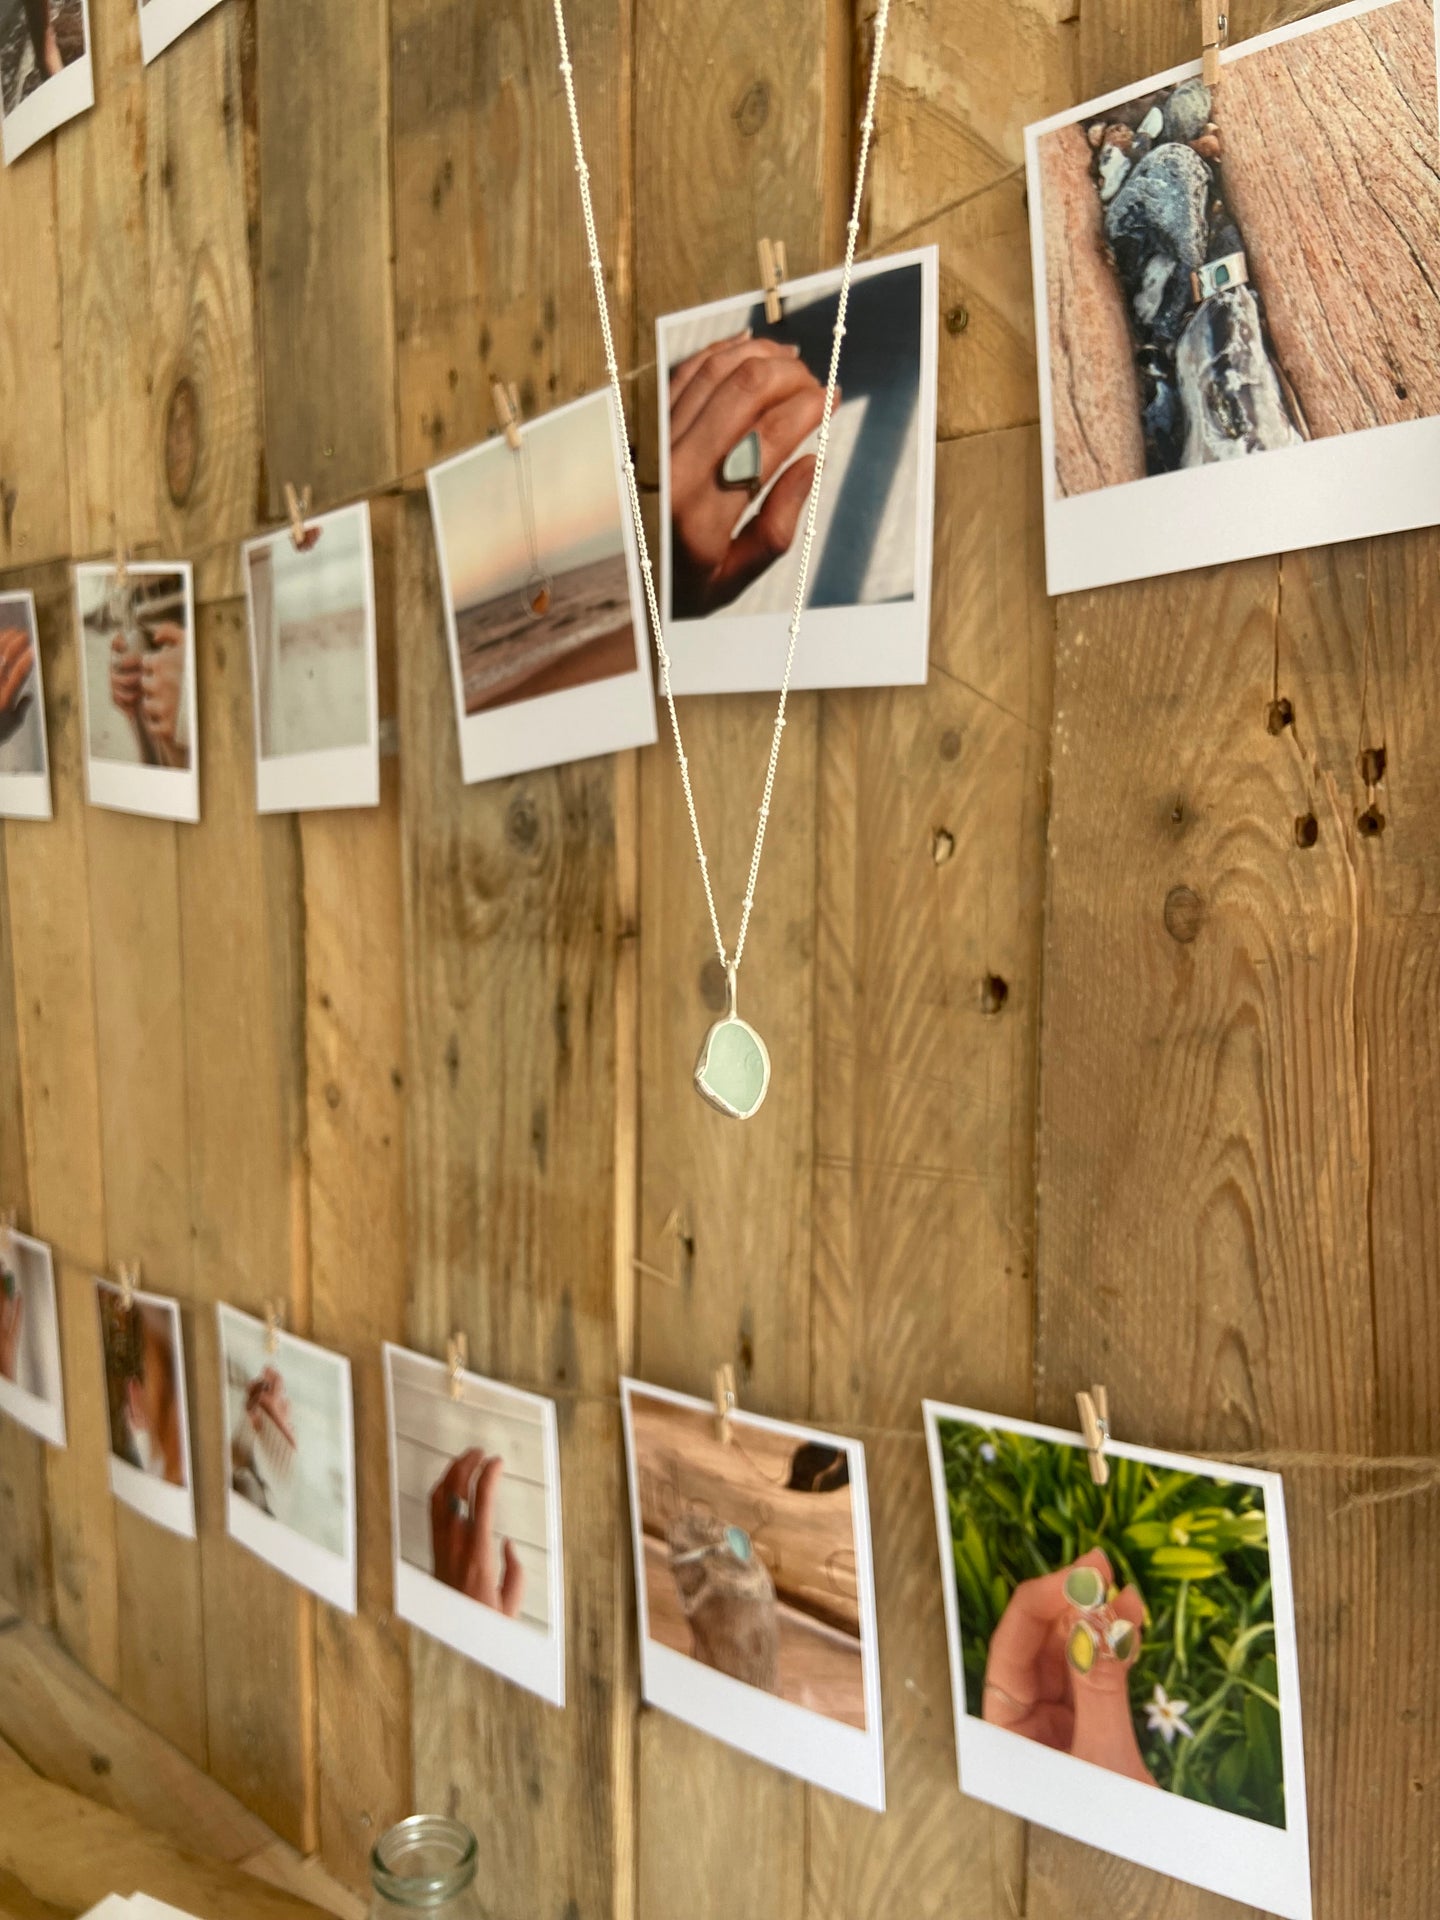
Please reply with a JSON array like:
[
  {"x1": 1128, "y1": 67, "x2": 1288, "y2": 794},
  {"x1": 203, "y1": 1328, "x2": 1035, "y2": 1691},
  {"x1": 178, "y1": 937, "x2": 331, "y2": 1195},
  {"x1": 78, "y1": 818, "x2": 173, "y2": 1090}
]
[
  {"x1": 982, "y1": 1547, "x2": 1155, "y2": 1788},
  {"x1": 430, "y1": 1448, "x2": 525, "y2": 1620}
]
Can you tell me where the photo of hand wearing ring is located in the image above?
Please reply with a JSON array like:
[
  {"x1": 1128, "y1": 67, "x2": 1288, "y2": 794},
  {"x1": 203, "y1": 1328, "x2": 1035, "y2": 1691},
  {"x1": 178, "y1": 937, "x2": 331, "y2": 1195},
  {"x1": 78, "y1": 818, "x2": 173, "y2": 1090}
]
[
  {"x1": 668, "y1": 329, "x2": 835, "y2": 619},
  {"x1": 79, "y1": 569, "x2": 194, "y2": 773},
  {"x1": 982, "y1": 1546, "x2": 1155, "y2": 1786},
  {"x1": 429, "y1": 1450, "x2": 526, "y2": 1619}
]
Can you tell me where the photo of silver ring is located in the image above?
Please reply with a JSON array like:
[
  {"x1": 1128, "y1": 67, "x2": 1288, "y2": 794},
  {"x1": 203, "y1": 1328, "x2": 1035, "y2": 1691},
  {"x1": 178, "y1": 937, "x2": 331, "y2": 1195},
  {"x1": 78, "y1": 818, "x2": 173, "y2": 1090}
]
[
  {"x1": 719, "y1": 429, "x2": 763, "y2": 493},
  {"x1": 449, "y1": 1495, "x2": 471, "y2": 1522}
]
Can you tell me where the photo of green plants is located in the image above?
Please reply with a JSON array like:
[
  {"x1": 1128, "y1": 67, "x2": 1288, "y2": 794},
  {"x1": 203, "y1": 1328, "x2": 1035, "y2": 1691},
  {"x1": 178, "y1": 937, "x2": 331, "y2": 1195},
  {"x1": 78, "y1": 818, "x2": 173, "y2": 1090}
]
[{"x1": 938, "y1": 1418, "x2": 1285, "y2": 1829}]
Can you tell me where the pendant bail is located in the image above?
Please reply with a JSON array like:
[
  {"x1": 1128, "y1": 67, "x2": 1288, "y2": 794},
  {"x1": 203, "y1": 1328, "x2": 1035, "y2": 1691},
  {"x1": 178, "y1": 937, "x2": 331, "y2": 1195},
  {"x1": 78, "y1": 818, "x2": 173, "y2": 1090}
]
[{"x1": 725, "y1": 962, "x2": 738, "y2": 1020}]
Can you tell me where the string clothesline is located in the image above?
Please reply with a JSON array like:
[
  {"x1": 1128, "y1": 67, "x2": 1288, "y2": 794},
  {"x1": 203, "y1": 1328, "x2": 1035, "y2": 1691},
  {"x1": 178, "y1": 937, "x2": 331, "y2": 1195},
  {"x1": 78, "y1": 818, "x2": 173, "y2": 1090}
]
[
  {"x1": 8, "y1": 167, "x2": 1020, "y2": 590},
  {"x1": 9, "y1": 1220, "x2": 1435, "y2": 1513}
]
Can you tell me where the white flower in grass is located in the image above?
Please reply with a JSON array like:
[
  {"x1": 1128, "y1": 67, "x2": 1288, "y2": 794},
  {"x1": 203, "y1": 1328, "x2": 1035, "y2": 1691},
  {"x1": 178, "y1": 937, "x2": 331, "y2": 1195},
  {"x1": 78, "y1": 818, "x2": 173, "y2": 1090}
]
[
  {"x1": 979, "y1": 1442, "x2": 996, "y2": 1463},
  {"x1": 1144, "y1": 1684, "x2": 1194, "y2": 1746}
]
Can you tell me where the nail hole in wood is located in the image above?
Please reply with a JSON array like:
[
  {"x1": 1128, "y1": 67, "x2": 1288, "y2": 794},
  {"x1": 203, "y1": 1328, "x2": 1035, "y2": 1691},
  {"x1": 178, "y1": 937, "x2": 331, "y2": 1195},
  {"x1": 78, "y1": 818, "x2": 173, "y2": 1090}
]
[
  {"x1": 1358, "y1": 745, "x2": 1386, "y2": 787},
  {"x1": 1293, "y1": 812, "x2": 1318, "y2": 849},
  {"x1": 1265, "y1": 697, "x2": 1294, "y2": 735},
  {"x1": 1357, "y1": 805, "x2": 1386, "y2": 839},
  {"x1": 980, "y1": 973, "x2": 1008, "y2": 1014},
  {"x1": 945, "y1": 304, "x2": 970, "y2": 335}
]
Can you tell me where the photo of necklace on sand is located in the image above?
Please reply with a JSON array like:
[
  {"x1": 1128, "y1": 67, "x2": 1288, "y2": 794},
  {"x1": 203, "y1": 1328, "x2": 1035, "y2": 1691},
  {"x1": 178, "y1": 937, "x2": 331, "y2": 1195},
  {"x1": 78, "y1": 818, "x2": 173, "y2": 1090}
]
[
  {"x1": 656, "y1": 246, "x2": 938, "y2": 695},
  {"x1": 1027, "y1": 0, "x2": 1440, "y2": 593},
  {"x1": 621, "y1": 1378, "x2": 885, "y2": 1808},
  {"x1": 427, "y1": 388, "x2": 657, "y2": 784}
]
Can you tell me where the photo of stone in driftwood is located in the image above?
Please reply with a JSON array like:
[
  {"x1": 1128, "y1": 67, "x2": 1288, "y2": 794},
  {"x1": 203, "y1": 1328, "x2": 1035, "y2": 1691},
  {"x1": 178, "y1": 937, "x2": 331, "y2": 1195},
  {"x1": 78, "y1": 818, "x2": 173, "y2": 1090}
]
[{"x1": 1038, "y1": 0, "x2": 1440, "y2": 498}]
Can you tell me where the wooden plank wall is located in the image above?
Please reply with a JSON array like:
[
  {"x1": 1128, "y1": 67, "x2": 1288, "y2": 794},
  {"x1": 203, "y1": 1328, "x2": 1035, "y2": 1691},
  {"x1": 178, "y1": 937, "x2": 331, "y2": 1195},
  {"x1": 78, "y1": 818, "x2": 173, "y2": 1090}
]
[{"x1": 0, "y1": 0, "x2": 1434, "y2": 1915}]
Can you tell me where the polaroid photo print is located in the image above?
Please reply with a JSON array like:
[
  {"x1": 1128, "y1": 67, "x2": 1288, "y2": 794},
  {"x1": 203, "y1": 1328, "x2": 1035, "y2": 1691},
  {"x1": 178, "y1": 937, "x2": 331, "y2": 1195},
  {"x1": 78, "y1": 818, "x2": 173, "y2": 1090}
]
[
  {"x1": 655, "y1": 245, "x2": 938, "y2": 695},
  {"x1": 384, "y1": 1344, "x2": 565, "y2": 1707},
  {"x1": 95, "y1": 1278, "x2": 196, "y2": 1538},
  {"x1": 0, "y1": 591, "x2": 51, "y2": 820},
  {"x1": 1026, "y1": 0, "x2": 1440, "y2": 595},
  {"x1": 0, "y1": 1226, "x2": 66, "y2": 1446},
  {"x1": 923, "y1": 1401, "x2": 1311, "y2": 1920},
  {"x1": 242, "y1": 503, "x2": 380, "y2": 814},
  {"x1": 218, "y1": 1303, "x2": 357, "y2": 1613},
  {"x1": 0, "y1": 0, "x2": 94, "y2": 166},
  {"x1": 621, "y1": 1378, "x2": 885, "y2": 1809},
  {"x1": 136, "y1": 0, "x2": 222, "y2": 65},
  {"x1": 76, "y1": 563, "x2": 199, "y2": 822},
  {"x1": 427, "y1": 387, "x2": 658, "y2": 784}
]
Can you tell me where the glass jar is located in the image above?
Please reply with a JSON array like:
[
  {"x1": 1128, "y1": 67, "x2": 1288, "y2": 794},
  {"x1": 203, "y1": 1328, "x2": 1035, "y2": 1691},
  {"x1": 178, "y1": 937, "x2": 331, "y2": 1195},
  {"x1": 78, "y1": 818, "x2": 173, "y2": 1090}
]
[{"x1": 369, "y1": 1816, "x2": 483, "y2": 1919}]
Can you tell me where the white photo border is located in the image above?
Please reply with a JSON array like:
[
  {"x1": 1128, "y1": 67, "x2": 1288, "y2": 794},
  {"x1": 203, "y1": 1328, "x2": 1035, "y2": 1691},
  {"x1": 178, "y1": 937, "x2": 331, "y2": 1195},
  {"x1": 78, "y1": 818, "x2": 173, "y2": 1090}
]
[
  {"x1": 426, "y1": 387, "x2": 658, "y2": 786},
  {"x1": 241, "y1": 502, "x2": 380, "y2": 815},
  {"x1": 655, "y1": 245, "x2": 939, "y2": 695},
  {"x1": 75, "y1": 562, "x2": 200, "y2": 822},
  {"x1": 620, "y1": 1376, "x2": 886, "y2": 1810},
  {"x1": 0, "y1": 1228, "x2": 66, "y2": 1446},
  {"x1": 217, "y1": 1302, "x2": 357, "y2": 1614},
  {"x1": 922, "y1": 1400, "x2": 1312, "y2": 1920},
  {"x1": 0, "y1": 3, "x2": 94, "y2": 166},
  {"x1": 383, "y1": 1343, "x2": 566, "y2": 1708},
  {"x1": 94, "y1": 1277, "x2": 196, "y2": 1539},
  {"x1": 137, "y1": 0, "x2": 225, "y2": 64},
  {"x1": 1025, "y1": 0, "x2": 1440, "y2": 596},
  {"x1": 0, "y1": 591, "x2": 51, "y2": 820}
]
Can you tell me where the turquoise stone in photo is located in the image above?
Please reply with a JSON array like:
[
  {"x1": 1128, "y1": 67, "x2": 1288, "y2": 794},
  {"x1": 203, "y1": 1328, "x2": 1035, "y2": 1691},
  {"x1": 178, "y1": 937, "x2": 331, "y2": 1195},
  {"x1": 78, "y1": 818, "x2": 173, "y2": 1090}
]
[
  {"x1": 720, "y1": 429, "x2": 763, "y2": 490},
  {"x1": 725, "y1": 1525, "x2": 752, "y2": 1561},
  {"x1": 694, "y1": 1014, "x2": 770, "y2": 1119}
]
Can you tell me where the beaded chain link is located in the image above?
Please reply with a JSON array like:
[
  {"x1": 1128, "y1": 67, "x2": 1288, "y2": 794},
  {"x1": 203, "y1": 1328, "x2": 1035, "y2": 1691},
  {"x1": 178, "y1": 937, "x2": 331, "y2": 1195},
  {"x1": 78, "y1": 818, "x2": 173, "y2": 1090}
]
[{"x1": 552, "y1": 0, "x2": 892, "y2": 974}]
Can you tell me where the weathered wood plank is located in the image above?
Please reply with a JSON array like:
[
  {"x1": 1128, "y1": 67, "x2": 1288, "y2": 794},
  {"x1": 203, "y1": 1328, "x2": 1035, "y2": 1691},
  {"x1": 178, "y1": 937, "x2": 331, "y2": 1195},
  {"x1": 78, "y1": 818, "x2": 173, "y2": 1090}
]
[
  {"x1": 177, "y1": 599, "x2": 314, "y2": 1849},
  {"x1": 0, "y1": 144, "x2": 70, "y2": 568},
  {"x1": 395, "y1": 486, "x2": 632, "y2": 1917},
  {"x1": 255, "y1": 0, "x2": 396, "y2": 512},
  {"x1": 0, "y1": 825, "x2": 49, "y2": 1625},
  {"x1": 303, "y1": 497, "x2": 412, "y2": 1887},
  {"x1": 391, "y1": 0, "x2": 630, "y2": 472},
  {"x1": 85, "y1": 799, "x2": 209, "y2": 1765},
  {"x1": 2, "y1": 564, "x2": 117, "y2": 1688},
  {"x1": 632, "y1": 0, "x2": 838, "y2": 1910}
]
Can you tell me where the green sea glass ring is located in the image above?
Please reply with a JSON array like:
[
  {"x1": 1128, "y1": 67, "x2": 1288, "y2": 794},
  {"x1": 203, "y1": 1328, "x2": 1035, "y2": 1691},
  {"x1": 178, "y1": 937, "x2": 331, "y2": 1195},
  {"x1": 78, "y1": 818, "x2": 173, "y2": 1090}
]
[{"x1": 1063, "y1": 1565, "x2": 1107, "y2": 1612}]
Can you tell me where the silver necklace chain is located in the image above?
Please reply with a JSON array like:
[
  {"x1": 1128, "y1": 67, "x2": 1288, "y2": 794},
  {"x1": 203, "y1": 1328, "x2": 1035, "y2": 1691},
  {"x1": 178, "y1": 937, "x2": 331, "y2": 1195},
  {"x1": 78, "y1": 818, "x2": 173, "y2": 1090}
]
[{"x1": 552, "y1": 0, "x2": 891, "y2": 973}]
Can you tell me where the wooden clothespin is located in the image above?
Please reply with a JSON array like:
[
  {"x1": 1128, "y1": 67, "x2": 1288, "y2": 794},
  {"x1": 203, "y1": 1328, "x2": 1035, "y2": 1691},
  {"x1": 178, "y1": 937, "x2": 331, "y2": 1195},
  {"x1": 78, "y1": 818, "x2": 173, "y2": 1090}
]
[
  {"x1": 713, "y1": 1362, "x2": 737, "y2": 1446},
  {"x1": 118, "y1": 1261, "x2": 139, "y2": 1310},
  {"x1": 1076, "y1": 1384, "x2": 1111, "y2": 1486},
  {"x1": 113, "y1": 533, "x2": 129, "y2": 591},
  {"x1": 1202, "y1": 1, "x2": 1227, "y2": 87},
  {"x1": 491, "y1": 379, "x2": 524, "y2": 452},
  {"x1": 283, "y1": 483, "x2": 314, "y2": 552},
  {"x1": 446, "y1": 1330, "x2": 469, "y2": 1400},
  {"x1": 264, "y1": 1300, "x2": 283, "y2": 1354},
  {"x1": 758, "y1": 237, "x2": 788, "y2": 326},
  {"x1": 0, "y1": 1206, "x2": 16, "y2": 1231}
]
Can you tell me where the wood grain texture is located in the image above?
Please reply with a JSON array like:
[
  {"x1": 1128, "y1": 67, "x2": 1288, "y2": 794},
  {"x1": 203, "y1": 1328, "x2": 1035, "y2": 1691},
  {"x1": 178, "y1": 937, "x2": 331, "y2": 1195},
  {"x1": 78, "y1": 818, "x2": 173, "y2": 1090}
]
[
  {"x1": 0, "y1": 829, "x2": 49, "y2": 1625},
  {"x1": 303, "y1": 497, "x2": 412, "y2": 1888},
  {"x1": 177, "y1": 599, "x2": 315, "y2": 1850},
  {"x1": 1, "y1": 564, "x2": 118, "y2": 1688},
  {"x1": 395, "y1": 492, "x2": 633, "y2": 1919},
  {"x1": 0, "y1": 145, "x2": 70, "y2": 568},
  {"x1": 85, "y1": 798, "x2": 208, "y2": 1764},
  {"x1": 255, "y1": 0, "x2": 396, "y2": 512},
  {"x1": 391, "y1": 0, "x2": 631, "y2": 472}
]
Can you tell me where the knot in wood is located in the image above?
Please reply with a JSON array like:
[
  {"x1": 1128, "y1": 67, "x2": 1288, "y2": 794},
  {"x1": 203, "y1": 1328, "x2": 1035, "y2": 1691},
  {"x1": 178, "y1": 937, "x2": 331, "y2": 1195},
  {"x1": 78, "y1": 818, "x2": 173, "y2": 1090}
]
[
  {"x1": 505, "y1": 792, "x2": 541, "y2": 852},
  {"x1": 164, "y1": 377, "x2": 200, "y2": 507},
  {"x1": 1163, "y1": 885, "x2": 1204, "y2": 943},
  {"x1": 732, "y1": 79, "x2": 770, "y2": 138}
]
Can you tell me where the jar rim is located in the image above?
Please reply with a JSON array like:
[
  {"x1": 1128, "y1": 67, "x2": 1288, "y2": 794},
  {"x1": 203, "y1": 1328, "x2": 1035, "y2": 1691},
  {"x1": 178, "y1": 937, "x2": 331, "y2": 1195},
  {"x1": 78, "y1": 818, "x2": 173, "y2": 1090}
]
[{"x1": 370, "y1": 1815, "x2": 478, "y2": 1906}]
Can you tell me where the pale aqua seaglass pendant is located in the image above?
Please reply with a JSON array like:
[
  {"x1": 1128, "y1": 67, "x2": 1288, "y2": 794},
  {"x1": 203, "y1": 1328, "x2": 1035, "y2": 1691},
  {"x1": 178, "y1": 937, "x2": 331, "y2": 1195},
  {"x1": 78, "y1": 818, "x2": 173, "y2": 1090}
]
[{"x1": 694, "y1": 966, "x2": 771, "y2": 1119}]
